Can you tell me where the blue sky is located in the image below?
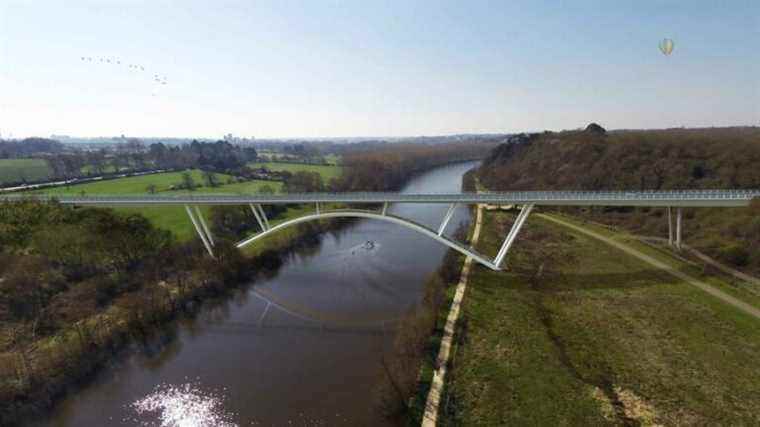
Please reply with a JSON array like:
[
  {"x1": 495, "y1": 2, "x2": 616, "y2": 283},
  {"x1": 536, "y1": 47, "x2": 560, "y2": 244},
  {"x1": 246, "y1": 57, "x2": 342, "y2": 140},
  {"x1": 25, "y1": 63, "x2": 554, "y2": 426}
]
[{"x1": 1, "y1": 0, "x2": 758, "y2": 138}]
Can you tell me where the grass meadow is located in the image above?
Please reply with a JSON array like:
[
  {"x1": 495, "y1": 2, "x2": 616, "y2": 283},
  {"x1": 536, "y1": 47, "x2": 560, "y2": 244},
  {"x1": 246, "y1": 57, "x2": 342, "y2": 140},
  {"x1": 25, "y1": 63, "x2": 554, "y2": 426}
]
[
  {"x1": 248, "y1": 161, "x2": 343, "y2": 181},
  {"x1": 0, "y1": 159, "x2": 51, "y2": 185},
  {"x1": 436, "y1": 210, "x2": 760, "y2": 425},
  {"x1": 28, "y1": 170, "x2": 283, "y2": 240}
]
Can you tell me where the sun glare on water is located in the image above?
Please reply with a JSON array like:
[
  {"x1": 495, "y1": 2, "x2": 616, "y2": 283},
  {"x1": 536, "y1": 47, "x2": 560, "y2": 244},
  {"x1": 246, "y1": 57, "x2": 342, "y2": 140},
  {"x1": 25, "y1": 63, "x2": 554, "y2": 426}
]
[{"x1": 129, "y1": 382, "x2": 237, "y2": 427}]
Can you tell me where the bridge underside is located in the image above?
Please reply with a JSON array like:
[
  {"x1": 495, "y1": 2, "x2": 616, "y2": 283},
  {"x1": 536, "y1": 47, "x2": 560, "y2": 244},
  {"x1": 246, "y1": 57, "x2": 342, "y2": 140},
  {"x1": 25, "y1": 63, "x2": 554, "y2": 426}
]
[
  {"x1": 184, "y1": 202, "x2": 537, "y2": 271},
  {"x1": 237, "y1": 208, "x2": 504, "y2": 269}
]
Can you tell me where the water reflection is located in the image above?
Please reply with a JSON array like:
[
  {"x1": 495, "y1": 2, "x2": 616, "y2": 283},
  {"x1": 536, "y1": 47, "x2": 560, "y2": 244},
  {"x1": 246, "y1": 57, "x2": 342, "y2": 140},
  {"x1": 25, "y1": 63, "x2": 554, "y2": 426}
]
[{"x1": 128, "y1": 381, "x2": 236, "y2": 426}]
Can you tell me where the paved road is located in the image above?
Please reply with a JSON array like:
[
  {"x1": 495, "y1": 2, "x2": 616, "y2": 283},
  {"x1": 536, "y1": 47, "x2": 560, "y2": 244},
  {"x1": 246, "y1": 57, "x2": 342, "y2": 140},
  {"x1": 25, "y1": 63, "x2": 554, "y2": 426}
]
[{"x1": 540, "y1": 214, "x2": 760, "y2": 321}]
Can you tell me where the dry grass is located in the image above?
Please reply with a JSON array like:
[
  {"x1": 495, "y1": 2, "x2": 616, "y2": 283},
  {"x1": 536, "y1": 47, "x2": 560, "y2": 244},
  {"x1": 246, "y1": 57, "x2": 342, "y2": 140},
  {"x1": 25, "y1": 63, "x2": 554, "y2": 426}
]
[{"x1": 441, "y1": 210, "x2": 760, "y2": 425}]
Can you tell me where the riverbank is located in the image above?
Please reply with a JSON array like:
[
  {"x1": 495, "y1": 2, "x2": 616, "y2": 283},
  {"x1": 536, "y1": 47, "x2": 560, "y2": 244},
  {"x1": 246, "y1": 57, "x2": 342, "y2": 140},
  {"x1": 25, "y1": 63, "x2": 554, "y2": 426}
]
[
  {"x1": 0, "y1": 216, "x2": 342, "y2": 426},
  {"x1": 436, "y1": 208, "x2": 760, "y2": 424},
  {"x1": 421, "y1": 203, "x2": 482, "y2": 426}
]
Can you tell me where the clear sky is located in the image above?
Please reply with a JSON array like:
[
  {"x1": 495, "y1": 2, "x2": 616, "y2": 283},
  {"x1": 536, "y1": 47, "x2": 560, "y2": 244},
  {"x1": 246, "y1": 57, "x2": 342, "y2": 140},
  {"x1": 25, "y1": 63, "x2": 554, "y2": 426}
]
[{"x1": 1, "y1": 0, "x2": 758, "y2": 138}]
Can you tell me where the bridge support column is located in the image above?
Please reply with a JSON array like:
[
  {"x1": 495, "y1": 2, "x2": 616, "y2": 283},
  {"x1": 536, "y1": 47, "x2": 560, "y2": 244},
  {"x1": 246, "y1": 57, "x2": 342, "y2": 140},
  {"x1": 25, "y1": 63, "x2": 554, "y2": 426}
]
[
  {"x1": 437, "y1": 203, "x2": 457, "y2": 236},
  {"x1": 381, "y1": 202, "x2": 388, "y2": 216},
  {"x1": 676, "y1": 207, "x2": 682, "y2": 251},
  {"x1": 667, "y1": 207, "x2": 673, "y2": 247},
  {"x1": 257, "y1": 204, "x2": 270, "y2": 229},
  {"x1": 250, "y1": 203, "x2": 268, "y2": 231},
  {"x1": 194, "y1": 206, "x2": 214, "y2": 246},
  {"x1": 185, "y1": 205, "x2": 214, "y2": 257},
  {"x1": 493, "y1": 204, "x2": 534, "y2": 269},
  {"x1": 316, "y1": 202, "x2": 320, "y2": 215}
]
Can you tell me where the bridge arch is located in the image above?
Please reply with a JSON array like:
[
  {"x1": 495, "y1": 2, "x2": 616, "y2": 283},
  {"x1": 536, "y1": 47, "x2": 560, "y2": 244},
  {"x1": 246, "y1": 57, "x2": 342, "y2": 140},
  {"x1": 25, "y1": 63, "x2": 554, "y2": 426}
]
[{"x1": 235, "y1": 209, "x2": 499, "y2": 270}]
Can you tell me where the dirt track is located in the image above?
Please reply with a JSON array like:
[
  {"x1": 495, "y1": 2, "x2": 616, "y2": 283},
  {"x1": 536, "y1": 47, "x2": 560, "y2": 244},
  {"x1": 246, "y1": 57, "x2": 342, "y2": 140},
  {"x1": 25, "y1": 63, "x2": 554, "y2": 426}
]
[
  {"x1": 540, "y1": 214, "x2": 760, "y2": 321},
  {"x1": 422, "y1": 204, "x2": 484, "y2": 426}
]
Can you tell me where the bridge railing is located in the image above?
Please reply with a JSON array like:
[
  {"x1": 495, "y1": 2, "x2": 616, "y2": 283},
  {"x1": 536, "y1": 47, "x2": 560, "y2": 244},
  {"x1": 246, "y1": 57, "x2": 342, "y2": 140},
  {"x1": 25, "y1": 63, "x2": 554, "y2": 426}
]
[{"x1": 0, "y1": 189, "x2": 758, "y2": 206}]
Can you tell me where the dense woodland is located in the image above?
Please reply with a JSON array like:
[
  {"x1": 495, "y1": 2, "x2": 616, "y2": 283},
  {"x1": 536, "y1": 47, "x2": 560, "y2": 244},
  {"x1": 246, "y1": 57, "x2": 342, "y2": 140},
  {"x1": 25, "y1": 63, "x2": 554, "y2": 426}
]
[
  {"x1": 336, "y1": 140, "x2": 499, "y2": 191},
  {"x1": 478, "y1": 125, "x2": 760, "y2": 274}
]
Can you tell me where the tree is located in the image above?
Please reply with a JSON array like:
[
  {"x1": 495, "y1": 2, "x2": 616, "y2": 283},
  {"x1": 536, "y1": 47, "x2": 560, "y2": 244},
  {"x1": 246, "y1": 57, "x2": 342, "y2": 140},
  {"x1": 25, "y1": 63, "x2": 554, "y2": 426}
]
[
  {"x1": 181, "y1": 172, "x2": 196, "y2": 191},
  {"x1": 202, "y1": 170, "x2": 219, "y2": 188},
  {"x1": 112, "y1": 152, "x2": 131, "y2": 172},
  {"x1": 283, "y1": 171, "x2": 323, "y2": 193},
  {"x1": 149, "y1": 143, "x2": 170, "y2": 168},
  {"x1": 2, "y1": 255, "x2": 62, "y2": 324},
  {"x1": 131, "y1": 152, "x2": 147, "y2": 169},
  {"x1": 146, "y1": 184, "x2": 157, "y2": 194},
  {"x1": 33, "y1": 224, "x2": 98, "y2": 279},
  {"x1": 86, "y1": 150, "x2": 107, "y2": 175}
]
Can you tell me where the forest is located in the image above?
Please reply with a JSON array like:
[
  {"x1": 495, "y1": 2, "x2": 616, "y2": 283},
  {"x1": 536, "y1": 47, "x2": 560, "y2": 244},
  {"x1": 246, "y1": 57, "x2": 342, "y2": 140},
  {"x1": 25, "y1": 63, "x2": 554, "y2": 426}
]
[
  {"x1": 477, "y1": 125, "x2": 760, "y2": 274},
  {"x1": 336, "y1": 140, "x2": 499, "y2": 191}
]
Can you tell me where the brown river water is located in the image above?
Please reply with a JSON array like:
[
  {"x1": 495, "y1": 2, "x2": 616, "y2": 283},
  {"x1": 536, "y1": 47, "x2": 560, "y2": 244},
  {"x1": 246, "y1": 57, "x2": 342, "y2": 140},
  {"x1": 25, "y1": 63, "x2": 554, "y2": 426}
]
[{"x1": 36, "y1": 162, "x2": 477, "y2": 427}]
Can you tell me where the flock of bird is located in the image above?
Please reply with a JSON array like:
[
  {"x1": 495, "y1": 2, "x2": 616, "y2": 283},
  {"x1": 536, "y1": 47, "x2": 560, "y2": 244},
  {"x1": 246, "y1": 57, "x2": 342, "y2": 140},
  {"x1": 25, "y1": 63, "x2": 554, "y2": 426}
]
[{"x1": 80, "y1": 56, "x2": 168, "y2": 86}]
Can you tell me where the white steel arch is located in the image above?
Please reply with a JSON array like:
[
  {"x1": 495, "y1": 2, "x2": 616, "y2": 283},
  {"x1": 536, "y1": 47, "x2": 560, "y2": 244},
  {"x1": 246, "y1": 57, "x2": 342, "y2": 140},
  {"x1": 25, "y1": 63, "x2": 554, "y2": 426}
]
[{"x1": 235, "y1": 209, "x2": 503, "y2": 270}]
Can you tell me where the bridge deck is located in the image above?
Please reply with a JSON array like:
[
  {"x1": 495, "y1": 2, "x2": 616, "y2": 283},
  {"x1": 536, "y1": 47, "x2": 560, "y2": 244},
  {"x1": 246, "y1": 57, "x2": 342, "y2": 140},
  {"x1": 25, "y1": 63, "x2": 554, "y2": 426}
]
[{"x1": 1, "y1": 190, "x2": 758, "y2": 207}]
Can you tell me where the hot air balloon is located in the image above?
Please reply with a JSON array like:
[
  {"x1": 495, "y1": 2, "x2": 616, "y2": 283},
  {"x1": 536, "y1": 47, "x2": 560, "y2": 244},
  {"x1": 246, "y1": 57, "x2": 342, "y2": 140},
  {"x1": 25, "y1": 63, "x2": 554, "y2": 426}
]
[{"x1": 659, "y1": 38, "x2": 674, "y2": 56}]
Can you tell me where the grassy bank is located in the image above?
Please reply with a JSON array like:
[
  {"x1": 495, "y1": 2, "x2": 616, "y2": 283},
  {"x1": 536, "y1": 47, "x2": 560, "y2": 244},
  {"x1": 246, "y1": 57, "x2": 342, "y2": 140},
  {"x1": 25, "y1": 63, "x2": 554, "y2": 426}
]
[{"x1": 439, "y1": 209, "x2": 760, "y2": 425}]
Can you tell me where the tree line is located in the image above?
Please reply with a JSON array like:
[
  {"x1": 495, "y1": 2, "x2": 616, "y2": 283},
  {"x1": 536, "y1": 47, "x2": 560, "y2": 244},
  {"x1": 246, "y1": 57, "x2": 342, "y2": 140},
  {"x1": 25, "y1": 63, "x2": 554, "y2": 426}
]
[
  {"x1": 0, "y1": 138, "x2": 259, "y2": 185},
  {"x1": 336, "y1": 140, "x2": 499, "y2": 191}
]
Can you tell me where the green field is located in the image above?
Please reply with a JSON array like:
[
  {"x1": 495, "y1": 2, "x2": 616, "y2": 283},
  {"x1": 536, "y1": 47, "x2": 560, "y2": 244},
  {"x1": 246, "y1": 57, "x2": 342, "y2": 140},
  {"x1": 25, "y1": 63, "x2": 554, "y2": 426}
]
[
  {"x1": 0, "y1": 159, "x2": 51, "y2": 185},
  {"x1": 30, "y1": 170, "x2": 283, "y2": 241},
  {"x1": 33, "y1": 169, "x2": 282, "y2": 196},
  {"x1": 80, "y1": 164, "x2": 120, "y2": 175},
  {"x1": 249, "y1": 161, "x2": 343, "y2": 181},
  {"x1": 440, "y1": 210, "x2": 760, "y2": 425},
  {"x1": 323, "y1": 154, "x2": 340, "y2": 165}
]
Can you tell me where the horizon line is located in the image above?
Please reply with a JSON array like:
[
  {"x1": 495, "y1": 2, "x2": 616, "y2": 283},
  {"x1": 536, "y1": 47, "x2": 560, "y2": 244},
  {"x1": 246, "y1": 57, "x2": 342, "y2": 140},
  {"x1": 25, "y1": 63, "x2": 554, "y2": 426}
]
[{"x1": 3, "y1": 124, "x2": 759, "y2": 142}]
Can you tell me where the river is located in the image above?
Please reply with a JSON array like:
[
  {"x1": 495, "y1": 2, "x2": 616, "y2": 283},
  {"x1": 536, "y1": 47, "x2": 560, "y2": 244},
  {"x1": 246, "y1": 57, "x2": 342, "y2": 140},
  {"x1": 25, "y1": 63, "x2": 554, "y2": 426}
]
[{"x1": 38, "y1": 161, "x2": 477, "y2": 427}]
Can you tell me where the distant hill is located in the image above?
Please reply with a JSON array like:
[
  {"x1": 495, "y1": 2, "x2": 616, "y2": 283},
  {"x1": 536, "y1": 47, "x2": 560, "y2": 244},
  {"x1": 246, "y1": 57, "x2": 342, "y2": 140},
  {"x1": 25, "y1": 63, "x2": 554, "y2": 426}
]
[{"x1": 477, "y1": 125, "x2": 760, "y2": 275}]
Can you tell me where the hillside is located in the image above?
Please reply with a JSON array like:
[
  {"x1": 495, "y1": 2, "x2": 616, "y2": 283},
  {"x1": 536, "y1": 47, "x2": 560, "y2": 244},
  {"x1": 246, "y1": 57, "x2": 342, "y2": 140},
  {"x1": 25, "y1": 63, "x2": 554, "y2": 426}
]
[{"x1": 477, "y1": 126, "x2": 760, "y2": 275}]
